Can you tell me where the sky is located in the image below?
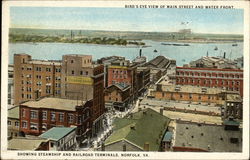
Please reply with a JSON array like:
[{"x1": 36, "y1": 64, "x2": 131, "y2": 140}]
[{"x1": 10, "y1": 7, "x2": 244, "y2": 34}]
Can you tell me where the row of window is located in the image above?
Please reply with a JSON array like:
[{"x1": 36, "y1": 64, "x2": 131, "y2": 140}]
[
  {"x1": 161, "y1": 93, "x2": 218, "y2": 100},
  {"x1": 7, "y1": 121, "x2": 19, "y2": 127},
  {"x1": 113, "y1": 74, "x2": 127, "y2": 79},
  {"x1": 21, "y1": 67, "x2": 61, "y2": 72},
  {"x1": 22, "y1": 110, "x2": 90, "y2": 123},
  {"x1": 112, "y1": 70, "x2": 127, "y2": 74},
  {"x1": 70, "y1": 59, "x2": 91, "y2": 64},
  {"x1": 176, "y1": 78, "x2": 241, "y2": 86},
  {"x1": 71, "y1": 70, "x2": 89, "y2": 76},
  {"x1": 21, "y1": 94, "x2": 32, "y2": 99},
  {"x1": 176, "y1": 71, "x2": 242, "y2": 78}
]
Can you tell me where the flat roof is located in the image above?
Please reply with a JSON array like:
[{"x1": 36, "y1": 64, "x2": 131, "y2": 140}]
[
  {"x1": 160, "y1": 85, "x2": 223, "y2": 95},
  {"x1": 140, "y1": 99, "x2": 221, "y2": 114},
  {"x1": 8, "y1": 137, "x2": 48, "y2": 150},
  {"x1": 174, "y1": 121, "x2": 242, "y2": 152},
  {"x1": 8, "y1": 106, "x2": 19, "y2": 119},
  {"x1": 21, "y1": 97, "x2": 85, "y2": 111},
  {"x1": 226, "y1": 94, "x2": 242, "y2": 102},
  {"x1": 39, "y1": 127, "x2": 76, "y2": 141},
  {"x1": 177, "y1": 66, "x2": 243, "y2": 72},
  {"x1": 28, "y1": 60, "x2": 61, "y2": 66}
]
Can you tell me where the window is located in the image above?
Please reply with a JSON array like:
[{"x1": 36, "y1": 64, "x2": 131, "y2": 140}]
[
  {"x1": 30, "y1": 123, "x2": 38, "y2": 130},
  {"x1": 22, "y1": 109, "x2": 26, "y2": 117},
  {"x1": 51, "y1": 142, "x2": 54, "y2": 147},
  {"x1": 71, "y1": 60, "x2": 74, "y2": 63},
  {"x1": 56, "y1": 68, "x2": 61, "y2": 72},
  {"x1": 15, "y1": 121, "x2": 19, "y2": 127},
  {"x1": 46, "y1": 68, "x2": 51, "y2": 72},
  {"x1": 68, "y1": 114, "x2": 74, "y2": 123},
  {"x1": 42, "y1": 123, "x2": 47, "y2": 131},
  {"x1": 36, "y1": 75, "x2": 42, "y2": 79},
  {"x1": 189, "y1": 94, "x2": 192, "y2": 99},
  {"x1": 22, "y1": 121, "x2": 27, "y2": 128},
  {"x1": 180, "y1": 94, "x2": 183, "y2": 98},
  {"x1": 59, "y1": 113, "x2": 64, "y2": 122},
  {"x1": 8, "y1": 121, "x2": 11, "y2": 125},
  {"x1": 51, "y1": 112, "x2": 56, "y2": 121},
  {"x1": 86, "y1": 110, "x2": 90, "y2": 117},
  {"x1": 42, "y1": 111, "x2": 47, "y2": 120},
  {"x1": 80, "y1": 71, "x2": 83, "y2": 75},
  {"x1": 198, "y1": 95, "x2": 201, "y2": 100},
  {"x1": 86, "y1": 71, "x2": 88, "y2": 75},
  {"x1": 30, "y1": 110, "x2": 38, "y2": 119},
  {"x1": 36, "y1": 67, "x2": 42, "y2": 71},
  {"x1": 71, "y1": 70, "x2": 74, "y2": 75}
]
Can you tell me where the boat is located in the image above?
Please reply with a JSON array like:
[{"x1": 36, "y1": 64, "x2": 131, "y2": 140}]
[
  {"x1": 232, "y1": 44, "x2": 238, "y2": 46},
  {"x1": 161, "y1": 43, "x2": 190, "y2": 46},
  {"x1": 161, "y1": 43, "x2": 172, "y2": 45},
  {"x1": 154, "y1": 49, "x2": 158, "y2": 53},
  {"x1": 214, "y1": 46, "x2": 218, "y2": 50},
  {"x1": 172, "y1": 43, "x2": 190, "y2": 46}
]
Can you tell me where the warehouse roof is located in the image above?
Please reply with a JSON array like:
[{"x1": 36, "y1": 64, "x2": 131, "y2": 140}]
[
  {"x1": 105, "y1": 108, "x2": 170, "y2": 151},
  {"x1": 21, "y1": 97, "x2": 85, "y2": 111},
  {"x1": 8, "y1": 137, "x2": 48, "y2": 150},
  {"x1": 160, "y1": 85, "x2": 223, "y2": 95},
  {"x1": 39, "y1": 127, "x2": 76, "y2": 141},
  {"x1": 8, "y1": 106, "x2": 19, "y2": 119},
  {"x1": 173, "y1": 121, "x2": 242, "y2": 152}
]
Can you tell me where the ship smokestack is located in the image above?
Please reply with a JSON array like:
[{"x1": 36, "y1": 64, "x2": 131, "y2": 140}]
[
  {"x1": 223, "y1": 52, "x2": 226, "y2": 59},
  {"x1": 139, "y1": 49, "x2": 142, "y2": 57}
]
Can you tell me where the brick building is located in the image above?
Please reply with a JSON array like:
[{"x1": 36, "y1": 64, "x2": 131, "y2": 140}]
[
  {"x1": 8, "y1": 106, "x2": 20, "y2": 138},
  {"x1": 61, "y1": 54, "x2": 105, "y2": 136},
  {"x1": 14, "y1": 54, "x2": 62, "y2": 105},
  {"x1": 107, "y1": 61, "x2": 137, "y2": 101},
  {"x1": 104, "y1": 83, "x2": 131, "y2": 111},
  {"x1": 144, "y1": 56, "x2": 176, "y2": 84},
  {"x1": 19, "y1": 97, "x2": 92, "y2": 146},
  {"x1": 136, "y1": 67, "x2": 150, "y2": 96},
  {"x1": 223, "y1": 93, "x2": 243, "y2": 120},
  {"x1": 151, "y1": 85, "x2": 229, "y2": 106},
  {"x1": 176, "y1": 67, "x2": 243, "y2": 96},
  {"x1": 14, "y1": 54, "x2": 105, "y2": 137}
]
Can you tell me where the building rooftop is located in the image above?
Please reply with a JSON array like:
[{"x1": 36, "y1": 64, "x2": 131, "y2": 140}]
[
  {"x1": 226, "y1": 93, "x2": 242, "y2": 102},
  {"x1": 145, "y1": 56, "x2": 173, "y2": 69},
  {"x1": 173, "y1": 121, "x2": 242, "y2": 152},
  {"x1": 163, "y1": 131, "x2": 172, "y2": 142},
  {"x1": 105, "y1": 108, "x2": 170, "y2": 151},
  {"x1": 8, "y1": 137, "x2": 48, "y2": 150},
  {"x1": 188, "y1": 56, "x2": 240, "y2": 69},
  {"x1": 21, "y1": 97, "x2": 85, "y2": 111},
  {"x1": 8, "y1": 106, "x2": 19, "y2": 119},
  {"x1": 139, "y1": 98, "x2": 221, "y2": 114},
  {"x1": 159, "y1": 85, "x2": 224, "y2": 95},
  {"x1": 39, "y1": 127, "x2": 76, "y2": 141},
  {"x1": 177, "y1": 66, "x2": 243, "y2": 72},
  {"x1": 28, "y1": 60, "x2": 62, "y2": 66}
]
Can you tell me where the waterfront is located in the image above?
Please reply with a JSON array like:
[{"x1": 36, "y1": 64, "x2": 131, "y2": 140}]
[{"x1": 8, "y1": 40, "x2": 243, "y2": 66}]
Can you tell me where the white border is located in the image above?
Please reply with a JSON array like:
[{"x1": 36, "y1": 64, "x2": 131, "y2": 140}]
[{"x1": 1, "y1": 1, "x2": 249, "y2": 159}]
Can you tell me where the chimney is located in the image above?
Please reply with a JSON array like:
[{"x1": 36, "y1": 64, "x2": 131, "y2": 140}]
[
  {"x1": 160, "y1": 108, "x2": 164, "y2": 115},
  {"x1": 130, "y1": 125, "x2": 135, "y2": 130},
  {"x1": 144, "y1": 142, "x2": 149, "y2": 151}
]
